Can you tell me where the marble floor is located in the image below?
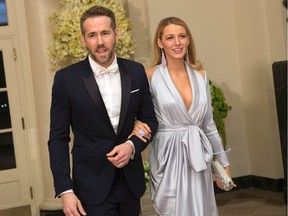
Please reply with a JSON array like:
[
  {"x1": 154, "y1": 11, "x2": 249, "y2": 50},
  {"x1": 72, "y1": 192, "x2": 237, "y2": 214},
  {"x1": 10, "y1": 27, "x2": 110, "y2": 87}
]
[{"x1": 141, "y1": 187, "x2": 287, "y2": 216}]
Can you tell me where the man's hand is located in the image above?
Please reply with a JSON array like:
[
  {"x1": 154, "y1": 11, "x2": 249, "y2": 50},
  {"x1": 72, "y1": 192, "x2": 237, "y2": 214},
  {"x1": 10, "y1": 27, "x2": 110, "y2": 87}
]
[
  {"x1": 61, "y1": 192, "x2": 86, "y2": 216},
  {"x1": 106, "y1": 142, "x2": 134, "y2": 168}
]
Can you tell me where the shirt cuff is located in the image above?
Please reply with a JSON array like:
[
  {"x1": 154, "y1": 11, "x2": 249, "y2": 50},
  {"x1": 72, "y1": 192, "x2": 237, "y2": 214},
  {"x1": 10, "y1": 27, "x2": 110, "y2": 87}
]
[
  {"x1": 126, "y1": 140, "x2": 135, "y2": 160},
  {"x1": 59, "y1": 189, "x2": 73, "y2": 197}
]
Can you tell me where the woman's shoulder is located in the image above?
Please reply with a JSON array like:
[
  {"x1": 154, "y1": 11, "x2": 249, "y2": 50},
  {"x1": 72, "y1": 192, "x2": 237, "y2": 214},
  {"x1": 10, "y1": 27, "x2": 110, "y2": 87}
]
[
  {"x1": 145, "y1": 66, "x2": 157, "y2": 82},
  {"x1": 195, "y1": 68, "x2": 206, "y2": 79},
  {"x1": 191, "y1": 67, "x2": 208, "y2": 85}
]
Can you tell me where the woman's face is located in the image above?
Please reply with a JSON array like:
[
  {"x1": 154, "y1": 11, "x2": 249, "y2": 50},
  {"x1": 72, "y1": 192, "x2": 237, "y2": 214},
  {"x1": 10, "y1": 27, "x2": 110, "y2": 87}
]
[{"x1": 158, "y1": 24, "x2": 190, "y2": 63}]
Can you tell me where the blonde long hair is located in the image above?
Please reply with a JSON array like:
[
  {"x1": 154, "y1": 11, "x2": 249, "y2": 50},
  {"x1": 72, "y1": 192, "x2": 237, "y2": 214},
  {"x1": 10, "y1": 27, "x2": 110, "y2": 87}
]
[{"x1": 152, "y1": 17, "x2": 203, "y2": 70}]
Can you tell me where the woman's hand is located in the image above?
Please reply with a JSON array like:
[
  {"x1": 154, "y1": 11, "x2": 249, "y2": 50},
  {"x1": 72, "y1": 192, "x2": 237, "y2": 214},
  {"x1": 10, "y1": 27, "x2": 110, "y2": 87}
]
[
  {"x1": 129, "y1": 120, "x2": 152, "y2": 142},
  {"x1": 215, "y1": 166, "x2": 236, "y2": 190}
]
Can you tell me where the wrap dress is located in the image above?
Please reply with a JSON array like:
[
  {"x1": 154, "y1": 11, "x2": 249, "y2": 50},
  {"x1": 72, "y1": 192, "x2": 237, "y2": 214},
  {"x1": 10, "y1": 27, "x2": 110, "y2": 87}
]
[{"x1": 149, "y1": 64, "x2": 229, "y2": 216}]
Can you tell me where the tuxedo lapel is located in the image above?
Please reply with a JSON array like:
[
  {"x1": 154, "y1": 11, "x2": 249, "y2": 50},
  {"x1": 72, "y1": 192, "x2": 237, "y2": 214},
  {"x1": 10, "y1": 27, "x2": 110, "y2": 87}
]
[
  {"x1": 82, "y1": 65, "x2": 111, "y2": 126},
  {"x1": 81, "y1": 57, "x2": 131, "y2": 134},
  {"x1": 117, "y1": 61, "x2": 131, "y2": 135}
]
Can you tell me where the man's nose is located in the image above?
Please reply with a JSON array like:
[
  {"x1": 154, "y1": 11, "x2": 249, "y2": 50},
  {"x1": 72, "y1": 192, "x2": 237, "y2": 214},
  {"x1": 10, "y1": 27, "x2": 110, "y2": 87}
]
[{"x1": 97, "y1": 35, "x2": 104, "y2": 44}]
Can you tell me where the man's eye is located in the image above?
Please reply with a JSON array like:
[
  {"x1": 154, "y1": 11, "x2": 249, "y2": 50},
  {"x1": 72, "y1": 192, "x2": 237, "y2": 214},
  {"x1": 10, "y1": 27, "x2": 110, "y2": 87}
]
[
  {"x1": 102, "y1": 32, "x2": 110, "y2": 37},
  {"x1": 88, "y1": 34, "x2": 95, "y2": 38}
]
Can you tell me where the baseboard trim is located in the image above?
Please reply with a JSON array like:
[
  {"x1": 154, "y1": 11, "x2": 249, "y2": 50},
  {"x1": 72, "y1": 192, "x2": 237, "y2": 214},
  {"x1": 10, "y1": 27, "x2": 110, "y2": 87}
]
[
  {"x1": 214, "y1": 175, "x2": 285, "y2": 194},
  {"x1": 40, "y1": 175, "x2": 285, "y2": 215},
  {"x1": 40, "y1": 210, "x2": 64, "y2": 216}
]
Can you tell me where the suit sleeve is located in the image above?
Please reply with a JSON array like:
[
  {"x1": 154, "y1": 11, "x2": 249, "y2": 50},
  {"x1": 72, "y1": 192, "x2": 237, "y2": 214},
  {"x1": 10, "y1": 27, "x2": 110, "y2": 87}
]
[
  {"x1": 129, "y1": 64, "x2": 158, "y2": 155},
  {"x1": 48, "y1": 70, "x2": 73, "y2": 197}
]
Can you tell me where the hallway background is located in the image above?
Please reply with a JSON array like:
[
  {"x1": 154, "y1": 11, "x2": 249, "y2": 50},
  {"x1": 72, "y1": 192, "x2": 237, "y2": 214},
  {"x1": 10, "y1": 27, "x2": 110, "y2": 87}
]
[{"x1": 3, "y1": 0, "x2": 284, "y2": 214}]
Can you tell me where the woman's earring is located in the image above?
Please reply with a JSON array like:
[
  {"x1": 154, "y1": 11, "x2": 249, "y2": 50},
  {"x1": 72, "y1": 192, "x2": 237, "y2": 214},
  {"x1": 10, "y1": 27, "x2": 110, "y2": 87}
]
[
  {"x1": 186, "y1": 50, "x2": 189, "y2": 64},
  {"x1": 161, "y1": 49, "x2": 166, "y2": 66}
]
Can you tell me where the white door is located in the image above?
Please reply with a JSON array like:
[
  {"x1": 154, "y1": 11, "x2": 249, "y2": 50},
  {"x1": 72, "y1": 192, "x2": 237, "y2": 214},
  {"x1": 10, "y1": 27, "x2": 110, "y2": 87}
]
[{"x1": 0, "y1": 38, "x2": 31, "y2": 210}]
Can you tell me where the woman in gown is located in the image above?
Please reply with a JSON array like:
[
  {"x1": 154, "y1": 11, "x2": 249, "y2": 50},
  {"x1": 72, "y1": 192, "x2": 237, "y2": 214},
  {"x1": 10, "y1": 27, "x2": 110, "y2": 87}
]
[{"x1": 134, "y1": 17, "x2": 234, "y2": 216}]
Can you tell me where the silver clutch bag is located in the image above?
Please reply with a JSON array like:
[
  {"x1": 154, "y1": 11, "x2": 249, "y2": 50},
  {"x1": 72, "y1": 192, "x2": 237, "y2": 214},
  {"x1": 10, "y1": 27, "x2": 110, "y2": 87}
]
[{"x1": 211, "y1": 158, "x2": 235, "y2": 191}]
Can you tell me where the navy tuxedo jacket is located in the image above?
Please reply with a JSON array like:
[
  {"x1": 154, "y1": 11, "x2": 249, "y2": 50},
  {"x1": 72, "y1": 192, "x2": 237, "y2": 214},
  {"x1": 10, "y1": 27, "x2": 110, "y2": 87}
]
[{"x1": 48, "y1": 57, "x2": 158, "y2": 205}]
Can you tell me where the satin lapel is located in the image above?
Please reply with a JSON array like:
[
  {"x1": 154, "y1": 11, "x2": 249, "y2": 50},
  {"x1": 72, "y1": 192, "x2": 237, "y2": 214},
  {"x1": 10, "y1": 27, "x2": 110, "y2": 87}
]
[
  {"x1": 117, "y1": 63, "x2": 131, "y2": 135},
  {"x1": 82, "y1": 71, "x2": 111, "y2": 125}
]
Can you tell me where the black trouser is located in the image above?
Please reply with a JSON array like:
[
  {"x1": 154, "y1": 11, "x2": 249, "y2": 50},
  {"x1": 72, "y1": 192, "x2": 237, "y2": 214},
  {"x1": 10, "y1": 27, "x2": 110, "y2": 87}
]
[{"x1": 82, "y1": 169, "x2": 141, "y2": 216}]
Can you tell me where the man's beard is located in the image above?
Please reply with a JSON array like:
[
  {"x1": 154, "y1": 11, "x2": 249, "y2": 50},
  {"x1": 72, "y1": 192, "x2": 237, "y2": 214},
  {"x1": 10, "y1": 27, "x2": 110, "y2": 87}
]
[{"x1": 87, "y1": 43, "x2": 116, "y2": 67}]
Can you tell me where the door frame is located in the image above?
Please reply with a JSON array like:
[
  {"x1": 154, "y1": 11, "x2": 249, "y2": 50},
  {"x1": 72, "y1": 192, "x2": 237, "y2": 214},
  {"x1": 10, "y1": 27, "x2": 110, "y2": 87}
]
[{"x1": 0, "y1": 0, "x2": 44, "y2": 215}]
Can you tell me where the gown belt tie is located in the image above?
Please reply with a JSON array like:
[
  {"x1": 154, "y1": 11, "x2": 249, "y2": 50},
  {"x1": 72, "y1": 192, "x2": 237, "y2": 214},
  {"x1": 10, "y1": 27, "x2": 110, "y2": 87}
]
[{"x1": 158, "y1": 124, "x2": 213, "y2": 172}]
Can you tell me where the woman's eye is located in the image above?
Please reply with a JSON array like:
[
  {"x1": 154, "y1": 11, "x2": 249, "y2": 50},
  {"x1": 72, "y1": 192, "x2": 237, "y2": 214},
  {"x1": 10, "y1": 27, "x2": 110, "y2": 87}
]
[{"x1": 179, "y1": 34, "x2": 188, "y2": 40}]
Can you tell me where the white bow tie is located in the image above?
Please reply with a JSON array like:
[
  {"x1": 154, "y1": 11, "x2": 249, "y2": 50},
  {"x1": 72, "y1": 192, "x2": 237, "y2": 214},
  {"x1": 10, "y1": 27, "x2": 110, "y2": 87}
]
[{"x1": 95, "y1": 64, "x2": 119, "y2": 77}]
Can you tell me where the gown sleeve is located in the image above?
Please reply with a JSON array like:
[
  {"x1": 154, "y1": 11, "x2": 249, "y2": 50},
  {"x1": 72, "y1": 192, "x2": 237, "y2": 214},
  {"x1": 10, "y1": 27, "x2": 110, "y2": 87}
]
[{"x1": 201, "y1": 71, "x2": 230, "y2": 167}]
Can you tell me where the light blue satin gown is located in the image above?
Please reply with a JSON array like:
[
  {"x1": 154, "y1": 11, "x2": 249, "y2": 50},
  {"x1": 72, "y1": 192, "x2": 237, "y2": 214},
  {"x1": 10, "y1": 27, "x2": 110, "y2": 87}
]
[{"x1": 149, "y1": 64, "x2": 229, "y2": 216}]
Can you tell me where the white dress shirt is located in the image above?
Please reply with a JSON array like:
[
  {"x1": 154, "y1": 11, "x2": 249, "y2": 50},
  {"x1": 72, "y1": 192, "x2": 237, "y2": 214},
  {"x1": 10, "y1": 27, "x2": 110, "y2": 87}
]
[
  {"x1": 89, "y1": 55, "x2": 135, "y2": 155},
  {"x1": 89, "y1": 55, "x2": 121, "y2": 133}
]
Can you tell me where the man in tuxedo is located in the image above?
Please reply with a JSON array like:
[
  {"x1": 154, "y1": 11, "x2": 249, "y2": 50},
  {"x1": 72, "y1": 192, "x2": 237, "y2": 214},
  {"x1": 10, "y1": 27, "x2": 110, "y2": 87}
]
[{"x1": 48, "y1": 5, "x2": 158, "y2": 216}]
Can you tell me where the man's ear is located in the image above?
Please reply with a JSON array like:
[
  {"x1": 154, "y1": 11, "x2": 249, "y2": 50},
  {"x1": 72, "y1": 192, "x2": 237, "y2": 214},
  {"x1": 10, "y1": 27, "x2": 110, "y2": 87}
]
[{"x1": 115, "y1": 28, "x2": 120, "y2": 41}]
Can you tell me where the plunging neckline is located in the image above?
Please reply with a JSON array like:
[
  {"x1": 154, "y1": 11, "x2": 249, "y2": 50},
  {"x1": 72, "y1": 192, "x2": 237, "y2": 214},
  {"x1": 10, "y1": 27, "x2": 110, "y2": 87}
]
[{"x1": 164, "y1": 64, "x2": 195, "y2": 113}]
